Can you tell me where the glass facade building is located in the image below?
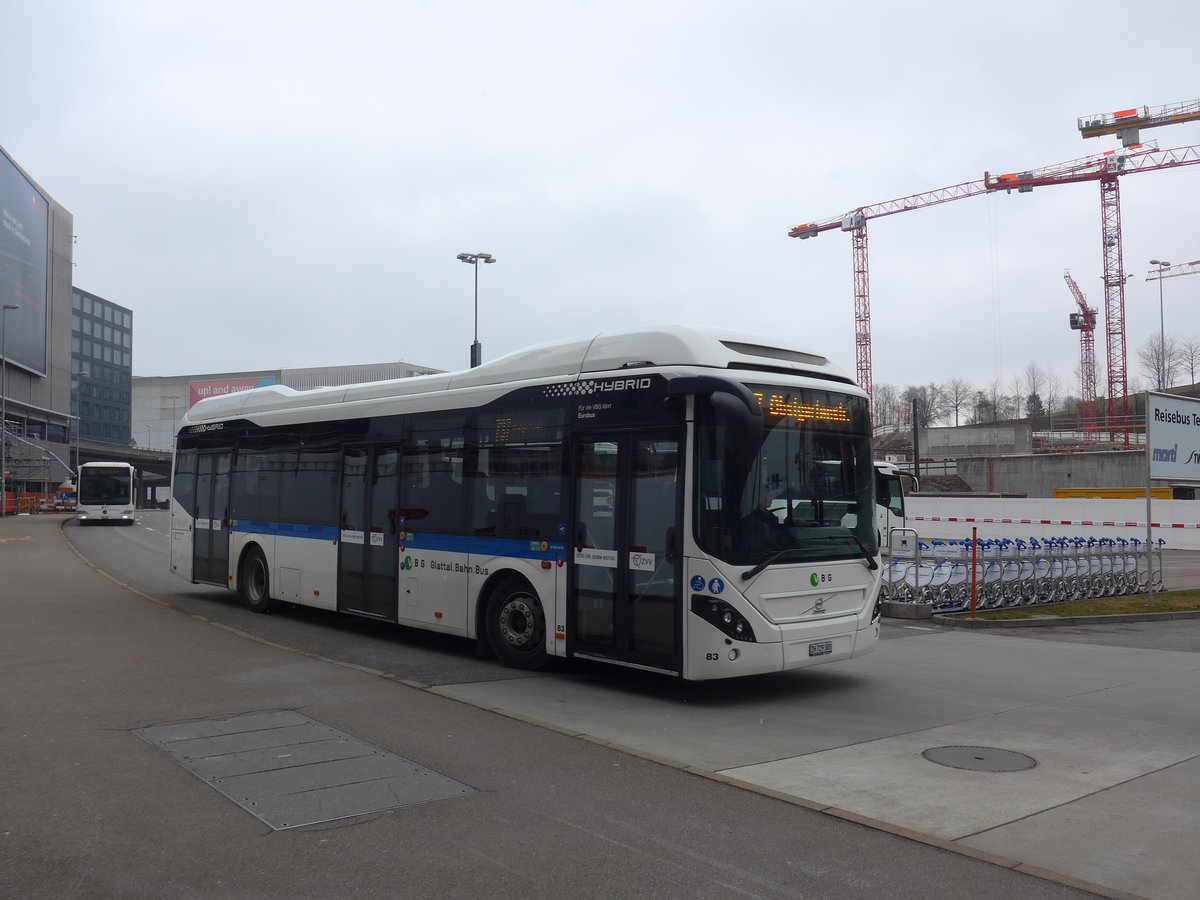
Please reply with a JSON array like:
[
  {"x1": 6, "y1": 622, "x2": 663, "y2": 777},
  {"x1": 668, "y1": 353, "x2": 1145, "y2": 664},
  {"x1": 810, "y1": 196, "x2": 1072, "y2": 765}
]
[{"x1": 71, "y1": 288, "x2": 132, "y2": 445}]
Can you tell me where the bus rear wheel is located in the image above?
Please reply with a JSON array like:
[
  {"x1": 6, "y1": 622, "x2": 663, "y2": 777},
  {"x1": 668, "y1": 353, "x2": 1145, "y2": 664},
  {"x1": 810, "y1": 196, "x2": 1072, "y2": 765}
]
[
  {"x1": 239, "y1": 548, "x2": 273, "y2": 613},
  {"x1": 486, "y1": 578, "x2": 548, "y2": 669}
]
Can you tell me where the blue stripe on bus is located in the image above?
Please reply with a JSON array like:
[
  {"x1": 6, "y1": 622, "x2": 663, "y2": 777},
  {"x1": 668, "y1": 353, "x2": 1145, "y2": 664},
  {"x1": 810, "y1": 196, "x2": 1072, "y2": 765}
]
[
  {"x1": 232, "y1": 520, "x2": 339, "y2": 541},
  {"x1": 229, "y1": 520, "x2": 568, "y2": 560},
  {"x1": 402, "y1": 532, "x2": 568, "y2": 560}
]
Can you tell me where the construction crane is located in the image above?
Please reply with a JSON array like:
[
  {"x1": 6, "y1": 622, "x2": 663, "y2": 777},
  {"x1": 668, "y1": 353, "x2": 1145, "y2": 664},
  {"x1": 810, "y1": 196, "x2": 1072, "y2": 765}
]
[
  {"x1": 985, "y1": 143, "x2": 1200, "y2": 443},
  {"x1": 786, "y1": 146, "x2": 1153, "y2": 407},
  {"x1": 1079, "y1": 99, "x2": 1200, "y2": 147},
  {"x1": 1064, "y1": 270, "x2": 1098, "y2": 444},
  {"x1": 788, "y1": 180, "x2": 991, "y2": 403},
  {"x1": 1145, "y1": 259, "x2": 1200, "y2": 281}
]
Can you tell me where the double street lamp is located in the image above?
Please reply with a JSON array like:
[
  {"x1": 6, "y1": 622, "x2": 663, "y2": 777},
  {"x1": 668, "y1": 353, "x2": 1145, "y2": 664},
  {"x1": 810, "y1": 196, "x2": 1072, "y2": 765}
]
[
  {"x1": 1, "y1": 303, "x2": 20, "y2": 517},
  {"x1": 1150, "y1": 259, "x2": 1172, "y2": 389},
  {"x1": 456, "y1": 252, "x2": 496, "y2": 368}
]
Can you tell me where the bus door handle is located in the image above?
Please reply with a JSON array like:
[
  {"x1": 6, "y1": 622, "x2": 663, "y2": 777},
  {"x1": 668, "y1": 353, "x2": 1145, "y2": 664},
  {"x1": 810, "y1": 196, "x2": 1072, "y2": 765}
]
[{"x1": 666, "y1": 526, "x2": 679, "y2": 563}]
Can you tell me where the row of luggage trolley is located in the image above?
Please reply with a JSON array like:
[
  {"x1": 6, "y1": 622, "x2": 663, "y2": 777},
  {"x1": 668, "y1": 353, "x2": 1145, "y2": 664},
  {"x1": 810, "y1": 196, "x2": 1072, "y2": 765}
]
[{"x1": 880, "y1": 536, "x2": 1165, "y2": 612}]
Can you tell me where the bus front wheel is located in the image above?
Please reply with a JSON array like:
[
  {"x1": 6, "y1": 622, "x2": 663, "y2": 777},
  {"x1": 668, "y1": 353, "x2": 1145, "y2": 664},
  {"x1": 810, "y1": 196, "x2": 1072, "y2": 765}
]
[
  {"x1": 239, "y1": 548, "x2": 273, "y2": 613},
  {"x1": 486, "y1": 578, "x2": 548, "y2": 669}
]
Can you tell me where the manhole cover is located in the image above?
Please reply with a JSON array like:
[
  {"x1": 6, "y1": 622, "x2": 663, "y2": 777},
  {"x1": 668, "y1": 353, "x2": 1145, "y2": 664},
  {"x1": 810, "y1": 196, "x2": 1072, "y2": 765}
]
[
  {"x1": 922, "y1": 745, "x2": 1037, "y2": 772},
  {"x1": 135, "y1": 710, "x2": 475, "y2": 829}
]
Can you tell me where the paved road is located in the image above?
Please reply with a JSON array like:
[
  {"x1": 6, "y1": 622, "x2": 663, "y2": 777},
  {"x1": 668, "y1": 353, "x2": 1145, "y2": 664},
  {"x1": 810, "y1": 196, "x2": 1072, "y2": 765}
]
[{"x1": 9, "y1": 511, "x2": 1200, "y2": 897}]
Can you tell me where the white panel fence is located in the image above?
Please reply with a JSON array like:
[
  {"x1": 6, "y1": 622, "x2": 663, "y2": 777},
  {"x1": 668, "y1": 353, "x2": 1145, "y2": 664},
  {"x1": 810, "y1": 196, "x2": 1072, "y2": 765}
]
[{"x1": 907, "y1": 497, "x2": 1200, "y2": 550}]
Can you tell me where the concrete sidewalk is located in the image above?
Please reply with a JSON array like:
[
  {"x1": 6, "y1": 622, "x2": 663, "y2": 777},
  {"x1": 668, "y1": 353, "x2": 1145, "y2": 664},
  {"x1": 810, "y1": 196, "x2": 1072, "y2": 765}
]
[
  {"x1": 435, "y1": 629, "x2": 1200, "y2": 900},
  {"x1": 0, "y1": 513, "x2": 1164, "y2": 898}
]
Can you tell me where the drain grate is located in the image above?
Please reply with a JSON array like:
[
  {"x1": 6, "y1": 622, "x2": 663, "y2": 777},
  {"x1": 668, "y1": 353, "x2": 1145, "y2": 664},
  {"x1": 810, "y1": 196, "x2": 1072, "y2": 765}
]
[
  {"x1": 135, "y1": 710, "x2": 474, "y2": 829},
  {"x1": 922, "y1": 745, "x2": 1037, "y2": 772}
]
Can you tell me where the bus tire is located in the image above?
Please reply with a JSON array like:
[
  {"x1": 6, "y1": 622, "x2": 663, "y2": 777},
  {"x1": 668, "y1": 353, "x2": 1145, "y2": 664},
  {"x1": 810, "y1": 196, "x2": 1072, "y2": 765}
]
[
  {"x1": 485, "y1": 578, "x2": 548, "y2": 670},
  {"x1": 239, "y1": 547, "x2": 273, "y2": 613}
]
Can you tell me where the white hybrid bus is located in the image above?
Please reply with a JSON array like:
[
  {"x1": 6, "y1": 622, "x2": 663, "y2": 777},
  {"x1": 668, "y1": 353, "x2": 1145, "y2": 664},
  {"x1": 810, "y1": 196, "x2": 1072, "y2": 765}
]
[
  {"x1": 170, "y1": 326, "x2": 882, "y2": 680},
  {"x1": 76, "y1": 461, "x2": 137, "y2": 525}
]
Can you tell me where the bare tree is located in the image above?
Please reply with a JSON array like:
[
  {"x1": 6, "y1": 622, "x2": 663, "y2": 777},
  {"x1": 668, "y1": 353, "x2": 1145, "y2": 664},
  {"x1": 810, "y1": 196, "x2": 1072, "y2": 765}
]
[
  {"x1": 901, "y1": 384, "x2": 947, "y2": 429},
  {"x1": 872, "y1": 383, "x2": 901, "y2": 428},
  {"x1": 1181, "y1": 338, "x2": 1200, "y2": 386},
  {"x1": 1008, "y1": 375, "x2": 1025, "y2": 420},
  {"x1": 1023, "y1": 363, "x2": 1047, "y2": 406},
  {"x1": 943, "y1": 377, "x2": 973, "y2": 426},
  {"x1": 1136, "y1": 335, "x2": 1183, "y2": 390},
  {"x1": 969, "y1": 390, "x2": 993, "y2": 425},
  {"x1": 986, "y1": 378, "x2": 1005, "y2": 423},
  {"x1": 929, "y1": 382, "x2": 951, "y2": 425},
  {"x1": 1045, "y1": 370, "x2": 1063, "y2": 434}
]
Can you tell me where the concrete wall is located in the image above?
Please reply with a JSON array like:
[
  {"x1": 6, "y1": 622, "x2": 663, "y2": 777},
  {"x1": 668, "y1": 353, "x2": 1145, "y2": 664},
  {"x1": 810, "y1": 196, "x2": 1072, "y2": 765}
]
[
  {"x1": 957, "y1": 450, "x2": 1146, "y2": 497},
  {"x1": 907, "y1": 495, "x2": 1200, "y2": 549},
  {"x1": 921, "y1": 423, "x2": 1032, "y2": 459}
]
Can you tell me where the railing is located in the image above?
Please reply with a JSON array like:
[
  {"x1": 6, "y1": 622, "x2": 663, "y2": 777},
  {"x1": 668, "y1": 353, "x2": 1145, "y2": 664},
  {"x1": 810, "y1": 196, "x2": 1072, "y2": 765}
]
[{"x1": 880, "y1": 536, "x2": 1164, "y2": 612}]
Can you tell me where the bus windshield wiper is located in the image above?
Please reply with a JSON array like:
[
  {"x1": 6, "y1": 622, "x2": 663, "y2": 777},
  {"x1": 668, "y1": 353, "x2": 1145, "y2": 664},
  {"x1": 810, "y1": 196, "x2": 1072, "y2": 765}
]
[
  {"x1": 836, "y1": 531, "x2": 879, "y2": 570},
  {"x1": 741, "y1": 548, "x2": 812, "y2": 580},
  {"x1": 741, "y1": 533, "x2": 878, "y2": 581}
]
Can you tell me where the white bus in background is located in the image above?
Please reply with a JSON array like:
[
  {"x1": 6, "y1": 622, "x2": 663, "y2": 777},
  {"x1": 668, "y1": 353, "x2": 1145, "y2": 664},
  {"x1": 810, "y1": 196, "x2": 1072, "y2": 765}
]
[
  {"x1": 170, "y1": 325, "x2": 883, "y2": 680},
  {"x1": 874, "y1": 461, "x2": 915, "y2": 548},
  {"x1": 76, "y1": 461, "x2": 137, "y2": 525}
]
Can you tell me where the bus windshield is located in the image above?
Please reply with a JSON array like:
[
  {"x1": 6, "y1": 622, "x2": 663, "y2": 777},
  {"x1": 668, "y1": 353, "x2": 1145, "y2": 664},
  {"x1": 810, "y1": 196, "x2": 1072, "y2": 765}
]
[
  {"x1": 78, "y1": 468, "x2": 133, "y2": 505},
  {"x1": 695, "y1": 384, "x2": 875, "y2": 568}
]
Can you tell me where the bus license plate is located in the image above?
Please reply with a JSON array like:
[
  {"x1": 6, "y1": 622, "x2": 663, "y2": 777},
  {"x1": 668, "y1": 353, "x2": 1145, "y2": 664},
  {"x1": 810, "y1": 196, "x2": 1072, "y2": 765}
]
[{"x1": 808, "y1": 640, "x2": 833, "y2": 657}]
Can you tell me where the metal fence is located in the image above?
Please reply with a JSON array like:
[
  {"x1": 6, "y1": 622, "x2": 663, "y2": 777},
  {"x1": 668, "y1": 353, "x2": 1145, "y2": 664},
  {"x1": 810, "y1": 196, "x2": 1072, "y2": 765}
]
[{"x1": 880, "y1": 537, "x2": 1165, "y2": 612}]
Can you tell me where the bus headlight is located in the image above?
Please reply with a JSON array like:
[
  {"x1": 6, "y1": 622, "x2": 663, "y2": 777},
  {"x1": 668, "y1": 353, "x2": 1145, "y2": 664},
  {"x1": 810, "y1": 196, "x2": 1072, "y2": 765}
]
[{"x1": 690, "y1": 596, "x2": 757, "y2": 642}]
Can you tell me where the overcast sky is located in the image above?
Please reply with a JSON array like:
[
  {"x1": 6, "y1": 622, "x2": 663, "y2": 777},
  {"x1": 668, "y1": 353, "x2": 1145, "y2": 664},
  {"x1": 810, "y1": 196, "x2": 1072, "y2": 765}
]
[{"x1": 4, "y1": 1, "x2": 1198, "y2": 399}]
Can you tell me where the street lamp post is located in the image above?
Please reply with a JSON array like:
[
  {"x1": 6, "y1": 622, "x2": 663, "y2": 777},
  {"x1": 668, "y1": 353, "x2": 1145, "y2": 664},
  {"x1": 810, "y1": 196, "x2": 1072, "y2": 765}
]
[
  {"x1": 165, "y1": 394, "x2": 181, "y2": 448},
  {"x1": 1150, "y1": 259, "x2": 1172, "y2": 389},
  {"x1": 1, "y1": 303, "x2": 19, "y2": 517},
  {"x1": 456, "y1": 252, "x2": 496, "y2": 367}
]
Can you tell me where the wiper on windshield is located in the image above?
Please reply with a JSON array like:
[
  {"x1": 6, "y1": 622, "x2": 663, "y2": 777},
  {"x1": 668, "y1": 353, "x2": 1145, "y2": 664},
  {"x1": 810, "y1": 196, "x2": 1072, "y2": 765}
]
[
  {"x1": 840, "y1": 531, "x2": 879, "y2": 570},
  {"x1": 741, "y1": 548, "x2": 811, "y2": 581},
  {"x1": 740, "y1": 533, "x2": 878, "y2": 581}
]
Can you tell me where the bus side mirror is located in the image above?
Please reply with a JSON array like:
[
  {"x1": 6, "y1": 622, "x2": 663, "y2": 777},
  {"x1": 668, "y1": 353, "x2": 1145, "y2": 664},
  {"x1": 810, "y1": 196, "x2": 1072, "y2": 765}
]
[{"x1": 708, "y1": 391, "x2": 760, "y2": 475}]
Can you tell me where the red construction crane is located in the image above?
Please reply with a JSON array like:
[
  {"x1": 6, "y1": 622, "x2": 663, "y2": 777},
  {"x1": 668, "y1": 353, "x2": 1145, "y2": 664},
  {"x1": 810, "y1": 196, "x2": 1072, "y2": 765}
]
[
  {"x1": 985, "y1": 143, "x2": 1200, "y2": 443},
  {"x1": 1146, "y1": 259, "x2": 1200, "y2": 282},
  {"x1": 1063, "y1": 269, "x2": 1098, "y2": 443},
  {"x1": 788, "y1": 180, "x2": 990, "y2": 404},
  {"x1": 1079, "y1": 98, "x2": 1200, "y2": 147},
  {"x1": 786, "y1": 148, "x2": 1146, "y2": 406}
]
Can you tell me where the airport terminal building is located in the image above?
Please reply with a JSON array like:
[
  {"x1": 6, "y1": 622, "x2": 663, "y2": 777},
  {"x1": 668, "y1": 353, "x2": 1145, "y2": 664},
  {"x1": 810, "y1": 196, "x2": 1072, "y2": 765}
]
[{"x1": 1, "y1": 143, "x2": 76, "y2": 500}]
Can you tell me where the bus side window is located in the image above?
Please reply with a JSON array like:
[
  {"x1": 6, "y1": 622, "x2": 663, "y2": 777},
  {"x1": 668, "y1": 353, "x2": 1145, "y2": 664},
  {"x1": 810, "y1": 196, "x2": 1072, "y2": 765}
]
[{"x1": 173, "y1": 448, "x2": 198, "y2": 514}]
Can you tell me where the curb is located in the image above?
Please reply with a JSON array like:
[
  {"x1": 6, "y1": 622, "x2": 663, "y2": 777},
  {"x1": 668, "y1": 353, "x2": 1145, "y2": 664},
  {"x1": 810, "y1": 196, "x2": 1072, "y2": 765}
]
[{"x1": 932, "y1": 609, "x2": 1200, "y2": 628}]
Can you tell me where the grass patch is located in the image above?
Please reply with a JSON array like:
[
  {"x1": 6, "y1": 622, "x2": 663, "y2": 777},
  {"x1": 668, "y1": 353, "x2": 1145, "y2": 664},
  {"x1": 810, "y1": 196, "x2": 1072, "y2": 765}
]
[{"x1": 947, "y1": 590, "x2": 1200, "y2": 621}]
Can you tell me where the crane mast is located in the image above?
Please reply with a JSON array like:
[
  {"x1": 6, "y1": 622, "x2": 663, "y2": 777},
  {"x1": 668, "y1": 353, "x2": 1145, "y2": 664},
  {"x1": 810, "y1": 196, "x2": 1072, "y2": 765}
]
[
  {"x1": 789, "y1": 141, "x2": 1200, "y2": 433},
  {"x1": 986, "y1": 143, "x2": 1200, "y2": 443},
  {"x1": 788, "y1": 179, "x2": 991, "y2": 405},
  {"x1": 1064, "y1": 270, "x2": 1098, "y2": 444}
]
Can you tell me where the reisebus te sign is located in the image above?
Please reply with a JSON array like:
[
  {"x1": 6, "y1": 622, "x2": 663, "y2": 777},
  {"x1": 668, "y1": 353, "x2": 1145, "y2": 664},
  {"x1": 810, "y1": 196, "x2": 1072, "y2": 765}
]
[{"x1": 1146, "y1": 391, "x2": 1200, "y2": 483}]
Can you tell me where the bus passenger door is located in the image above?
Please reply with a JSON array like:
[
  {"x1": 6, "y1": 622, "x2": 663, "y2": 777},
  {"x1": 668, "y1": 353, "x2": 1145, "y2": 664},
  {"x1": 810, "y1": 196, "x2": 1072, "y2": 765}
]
[
  {"x1": 338, "y1": 446, "x2": 401, "y2": 620},
  {"x1": 570, "y1": 431, "x2": 682, "y2": 672},
  {"x1": 193, "y1": 451, "x2": 232, "y2": 586}
]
